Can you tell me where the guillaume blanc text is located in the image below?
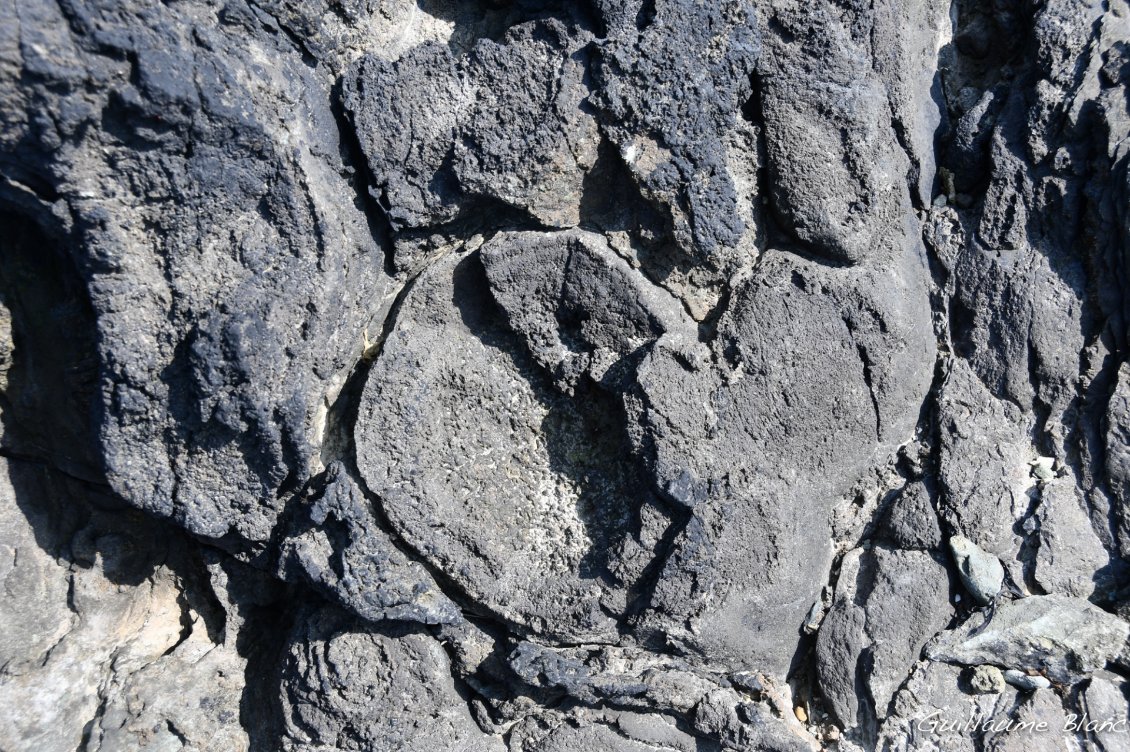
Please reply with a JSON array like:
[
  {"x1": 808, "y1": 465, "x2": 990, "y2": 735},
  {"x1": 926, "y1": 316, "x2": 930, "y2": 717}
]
[{"x1": 917, "y1": 709, "x2": 1128, "y2": 735}]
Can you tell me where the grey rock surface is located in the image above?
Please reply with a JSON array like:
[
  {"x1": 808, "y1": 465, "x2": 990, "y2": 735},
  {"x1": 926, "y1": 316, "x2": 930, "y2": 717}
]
[
  {"x1": 1080, "y1": 670, "x2": 1130, "y2": 752},
  {"x1": 756, "y1": 0, "x2": 906, "y2": 265},
  {"x1": 1, "y1": 0, "x2": 391, "y2": 550},
  {"x1": 589, "y1": 0, "x2": 761, "y2": 305},
  {"x1": 345, "y1": 17, "x2": 599, "y2": 239},
  {"x1": 875, "y1": 481, "x2": 944, "y2": 551},
  {"x1": 1033, "y1": 479, "x2": 1111, "y2": 599},
  {"x1": 877, "y1": 661, "x2": 1020, "y2": 752},
  {"x1": 354, "y1": 248, "x2": 648, "y2": 642},
  {"x1": 277, "y1": 460, "x2": 462, "y2": 626},
  {"x1": 627, "y1": 238, "x2": 934, "y2": 675},
  {"x1": 815, "y1": 546, "x2": 952, "y2": 737},
  {"x1": 983, "y1": 689, "x2": 1074, "y2": 752},
  {"x1": 279, "y1": 605, "x2": 505, "y2": 752},
  {"x1": 927, "y1": 594, "x2": 1130, "y2": 685},
  {"x1": 507, "y1": 708, "x2": 725, "y2": 752},
  {"x1": 1, "y1": 0, "x2": 1129, "y2": 750},
  {"x1": 0, "y1": 456, "x2": 251, "y2": 752}
]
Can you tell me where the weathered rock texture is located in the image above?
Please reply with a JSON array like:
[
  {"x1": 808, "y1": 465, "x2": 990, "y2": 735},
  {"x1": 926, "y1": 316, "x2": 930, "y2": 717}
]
[{"x1": 1, "y1": 0, "x2": 1128, "y2": 750}]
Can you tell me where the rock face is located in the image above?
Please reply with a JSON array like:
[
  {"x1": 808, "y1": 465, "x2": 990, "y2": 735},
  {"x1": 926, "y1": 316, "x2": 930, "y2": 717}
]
[
  {"x1": 0, "y1": 457, "x2": 256, "y2": 751},
  {"x1": 815, "y1": 546, "x2": 952, "y2": 739},
  {"x1": 926, "y1": 595, "x2": 1130, "y2": 685},
  {"x1": 1, "y1": 0, "x2": 1128, "y2": 750}
]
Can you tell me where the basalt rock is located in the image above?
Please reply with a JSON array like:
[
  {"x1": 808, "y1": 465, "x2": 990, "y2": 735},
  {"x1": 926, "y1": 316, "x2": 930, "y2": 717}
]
[
  {"x1": 1, "y1": 0, "x2": 1129, "y2": 751},
  {"x1": 926, "y1": 594, "x2": 1130, "y2": 685}
]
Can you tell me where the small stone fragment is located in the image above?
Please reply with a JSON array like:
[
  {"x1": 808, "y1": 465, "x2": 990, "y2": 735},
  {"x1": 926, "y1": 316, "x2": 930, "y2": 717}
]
[
  {"x1": 1002, "y1": 669, "x2": 1051, "y2": 692},
  {"x1": 1029, "y1": 457, "x2": 1056, "y2": 481},
  {"x1": 949, "y1": 534, "x2": 1005, "y2": 605},
  {"x1": 970, "y1": 665, "x2": 1006, "y2": 694}
]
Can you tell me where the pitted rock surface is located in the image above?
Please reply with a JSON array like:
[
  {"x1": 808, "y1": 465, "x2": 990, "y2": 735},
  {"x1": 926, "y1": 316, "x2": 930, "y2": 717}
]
[{"x1": 2, "y1": 0, "x2": 1129, "y2": 750}]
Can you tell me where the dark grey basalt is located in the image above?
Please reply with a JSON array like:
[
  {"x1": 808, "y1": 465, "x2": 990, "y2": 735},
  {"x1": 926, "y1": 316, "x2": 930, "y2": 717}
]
[
  {"x1": 756, "y1": 0, "x2": 904, "y2": 265},
  {"x1": 280, "y1": 604, "x2": 506, "y2": 752},
  {"x1": 277, "y1": 460, "x2": 463, "y2": 626},
  {"x1": 627, "y1": 235, "x2": 934, "y2": 675},
  {"x1": 589, "y1": 1, "x2": 760, "y2": 267},
  {"x1": 479, "y1": 228, "x2": 691, "y2": 392},
  {"x1": 1, "y1": 0, "x2": 390, "y2": 551},
  {"x1": 2, "y1": 0, "x2": 1130, "y2": 750},
  {"x1": 344, "y1": 17, "x2": 599, "y2": 242},
  {"x1": 816, "y1": 546, "x2": 953, "y2": 735},
  {"x1": 354, "y1": 249, "x2": 651, "y2": 643}
]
